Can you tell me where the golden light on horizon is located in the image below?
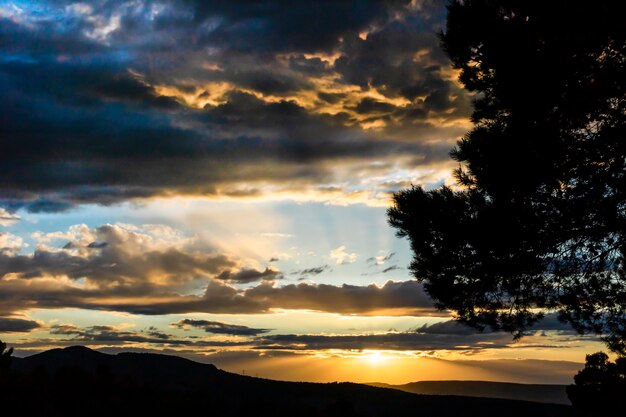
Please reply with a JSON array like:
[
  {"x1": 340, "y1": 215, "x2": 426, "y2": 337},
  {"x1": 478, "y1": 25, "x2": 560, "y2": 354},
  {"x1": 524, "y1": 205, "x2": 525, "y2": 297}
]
[{"x1": 362, "y1": 350, "x2": 390, "y2": 366}]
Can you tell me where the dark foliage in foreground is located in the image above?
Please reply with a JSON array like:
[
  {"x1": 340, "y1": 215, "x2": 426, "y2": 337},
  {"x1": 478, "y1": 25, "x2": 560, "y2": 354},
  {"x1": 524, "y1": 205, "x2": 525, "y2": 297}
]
[
  {"x1": 567, "y1": 352, "x2": 626, "y2": 417},
  {"x1": 0, "y1": 346, "x2": 573, "y2": 417},
  {"x1": 0, "y1": 341, "x2": 13, "y2": 375},
  {"x1": 388, "y1": 0, "x2": 626, "y2": 353}
]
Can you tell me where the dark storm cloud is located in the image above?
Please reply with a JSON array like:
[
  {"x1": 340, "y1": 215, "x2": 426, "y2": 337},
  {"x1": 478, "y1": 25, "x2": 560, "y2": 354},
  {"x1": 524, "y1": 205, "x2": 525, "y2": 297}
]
[
  {"x1": 0, "y1": 317, "x2": 41, "y2": 333},
  {"x1": 0, "y1": 14, "x2": 103, "y2": 58},
  {"x1": 317, "y1": 92, "x2": 347, "y2": 104},
  {"x1": 174, "y1": 319, "x2": 271, "y2": 336},
  {"x1": 1, "y1": 61, "x2": 445, "y2": 211},
  {"x1": 332, "y1": 3, "x2": 472, "y2": 120},
  {"x1": 333, "y1": 5, "x2": 448, "y2": 96},
  {"x1": 186, "y1": 0, "x2": 412, "y2": 52},
  {"x1": 288, "y1": 55, "x2": 331, "y2": 75},
  {"x1": 353, "y1": 98, "x2": 398, "y2": 114},
  {"x1": 223, "y1": 67, "x2": 312, "y2": 95},
  {"x1": 0, "y1": 0, "x2": 467, "y2": 211},
  {"x1": 0, "y1": 59, "x2": 180, "y2": 110}
]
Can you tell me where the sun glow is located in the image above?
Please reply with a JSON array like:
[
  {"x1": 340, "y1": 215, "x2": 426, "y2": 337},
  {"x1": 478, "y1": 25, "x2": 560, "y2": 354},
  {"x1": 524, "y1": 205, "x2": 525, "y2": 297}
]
[{"x1": 363, "y1": 350, "x2": 389, "y2": 366}]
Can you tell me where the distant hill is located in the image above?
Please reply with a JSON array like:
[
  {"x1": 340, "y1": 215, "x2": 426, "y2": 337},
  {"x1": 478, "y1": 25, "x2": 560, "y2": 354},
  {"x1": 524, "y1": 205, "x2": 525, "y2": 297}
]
[
  {"x1": 2, "y1": 346, "x2": 574, "y2": 417},
  {"x1": 369, "y1": 380, "x2": 570, "y2": 405},
  {"x1": 10, "y1": 345, "x2": 223, "y2": 391}
]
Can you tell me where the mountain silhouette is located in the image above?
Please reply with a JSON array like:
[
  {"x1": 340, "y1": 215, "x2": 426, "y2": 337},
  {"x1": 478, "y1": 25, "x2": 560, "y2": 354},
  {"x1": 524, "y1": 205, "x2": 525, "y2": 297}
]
[
  {"x1": 369, "y1": 381, "x2": 569, "y2": 405},
  {"x1": 11, "y1": 345, "x2": 222, "y2": 390},
  {"x1": 2, "y1": 346, "x2": 574, "y2": 417}
]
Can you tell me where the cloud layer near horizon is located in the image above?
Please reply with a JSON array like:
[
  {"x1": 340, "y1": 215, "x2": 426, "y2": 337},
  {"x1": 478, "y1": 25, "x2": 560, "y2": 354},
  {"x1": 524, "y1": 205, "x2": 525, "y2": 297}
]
[
  {"x1": 0, "y1": 0, "x2": 470, "y2": 212},
  {"x1": 5, "y1": 313, "x2": 585, "y2": 357},
  {"x1": 0, "y1": 222, "x2": 438, "y2": 318}
]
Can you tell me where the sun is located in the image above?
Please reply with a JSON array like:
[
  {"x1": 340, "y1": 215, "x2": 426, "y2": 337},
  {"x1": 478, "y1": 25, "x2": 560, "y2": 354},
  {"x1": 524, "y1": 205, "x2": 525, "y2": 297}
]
[{"x1": 363, "y1": 350, "x2": 387, "y2": 366}]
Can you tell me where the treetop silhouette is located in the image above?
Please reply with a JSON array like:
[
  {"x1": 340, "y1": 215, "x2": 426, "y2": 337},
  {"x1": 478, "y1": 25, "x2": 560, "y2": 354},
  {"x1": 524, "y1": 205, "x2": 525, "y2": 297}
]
[
  {"x1": 0, "y1": 340, "x2": 13, "y2": 376},
  {"x1": 567, "y1": 352, "x2": 626, "y2": 416}
]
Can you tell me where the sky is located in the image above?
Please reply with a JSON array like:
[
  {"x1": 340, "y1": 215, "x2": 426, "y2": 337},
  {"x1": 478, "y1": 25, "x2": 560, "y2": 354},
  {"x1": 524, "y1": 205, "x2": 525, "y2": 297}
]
[{"x1": 0, "y1": 0, "x2": 605, "y2": 384}]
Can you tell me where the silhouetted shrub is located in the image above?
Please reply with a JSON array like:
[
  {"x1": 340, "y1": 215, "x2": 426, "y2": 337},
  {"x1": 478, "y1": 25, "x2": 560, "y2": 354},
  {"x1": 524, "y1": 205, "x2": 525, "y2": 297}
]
[{"x1": 567, "y1": 352, "x2": 626, "y2": 416}]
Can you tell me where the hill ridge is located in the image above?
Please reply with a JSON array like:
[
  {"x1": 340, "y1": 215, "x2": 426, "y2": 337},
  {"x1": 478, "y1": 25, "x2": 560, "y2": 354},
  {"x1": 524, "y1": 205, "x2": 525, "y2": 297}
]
[
  {"x1": 4, "y1": 346, "x2": 574, "y2": 417},
  {"x1": 368, "y1": 380, "x2": 570, "y2": 405}
]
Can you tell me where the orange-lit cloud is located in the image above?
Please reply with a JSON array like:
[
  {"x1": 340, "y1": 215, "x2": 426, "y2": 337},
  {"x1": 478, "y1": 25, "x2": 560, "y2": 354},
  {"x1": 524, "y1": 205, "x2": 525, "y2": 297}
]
[{"x1": 0, "y1": 0, "x2": 470, "y2": 212}]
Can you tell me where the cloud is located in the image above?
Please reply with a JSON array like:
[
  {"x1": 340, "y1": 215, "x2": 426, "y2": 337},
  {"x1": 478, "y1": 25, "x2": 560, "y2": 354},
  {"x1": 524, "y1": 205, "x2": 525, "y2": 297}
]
[
  {"x1": 330, "y1": 246, "x2": 358, "y2": 265},
  {"x1": 0, "y1": 223, "x2": 235, "y2": 289},
  {"x1": 353, "y1": 98, "x2": 398, "y2": 115},
  {"x1": 256, "y1": 331, "x2": 512, "y2": 352},
  {"x1": 174, "y1": 319, "x2": 271, "y2": 336},
  {"x1": 0, "y1": 224, "x2": 438, "y2": 317},
  {"x1": 416, "y1": 320, "x2": 488, "y2": 336},
  {"x1": 8, "y1": 317, "x2": 589, "y2": 358},
  {"x1": 186, "y1": 0, "x2": 412, "y2": 53},
  {"x1": 0, "y1": 208, "x2": 20, "y2": 226},
  {"x1": 333, "y1": 3, "x2": 463, "y2": 108},
  {"x1": 241, "y1": 280, "x2": 438, "y2": 316},
  {"x1": 87, "y1": 241, "x2": 108, "y2": 249},
  {"x1": 216, "y1": 267, "x2": 282, "y2": 284},
  {"x1": 366, "y1": 252, "x2": 395, "y2": 265},
  {"x1": 0, "y1": 0, "x2": 469, "y2": 211},
  {"x1": 0, "y1": 317, "x2": 41, "y2": 333},
  {"x1": 0, "y1": 220, "x2": 443, "y2": 318},
  {"x1": 381, "y1": 265, "x2": 402, "y2": 273},
  {"x1": 45, "y1": 324, "x2": 250, "y2": 347},
  {"x1": 293, "y1": 265, "x2": 331, "y2": 276},
  {"x1": 1, "y1": 279, "x2": 438, "y2": 317},
  {"x1": 0, "y1": 232, "x2": 25, "y2": 254},
  {"x1": 414, "y1": 314, "x2": 581, "y2": 337},
  {"x1": 4, "y1": 316, "x2": 586, "y2": 358},
  {"x1": 255, "y1": 315, "x2": 586, "y2": 353}
]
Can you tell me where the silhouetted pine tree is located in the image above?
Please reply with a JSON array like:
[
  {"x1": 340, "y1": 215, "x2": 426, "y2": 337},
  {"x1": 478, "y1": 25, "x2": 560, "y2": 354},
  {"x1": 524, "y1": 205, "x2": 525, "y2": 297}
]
[{"x1": 388, "y1": 0, "x2": 625, "y2": 352}]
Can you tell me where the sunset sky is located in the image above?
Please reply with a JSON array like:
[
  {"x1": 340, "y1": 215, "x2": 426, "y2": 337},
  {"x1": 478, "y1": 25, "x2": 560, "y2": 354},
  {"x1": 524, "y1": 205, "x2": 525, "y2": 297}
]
[{"x1": 0, "y1": 0, "x2": 604, "y2": 384}]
